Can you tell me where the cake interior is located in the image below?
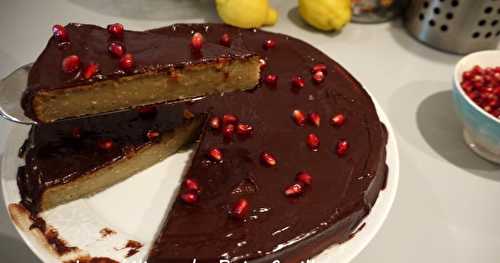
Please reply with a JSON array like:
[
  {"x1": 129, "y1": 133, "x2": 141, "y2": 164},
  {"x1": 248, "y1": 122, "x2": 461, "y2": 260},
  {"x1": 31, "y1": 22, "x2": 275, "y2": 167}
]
[
  {"x1": 26, "y1": 118, "x2": 202, "y2": 212},
  {"x1": 33, "y1": 57, "x2": 259, "y2": 123}
]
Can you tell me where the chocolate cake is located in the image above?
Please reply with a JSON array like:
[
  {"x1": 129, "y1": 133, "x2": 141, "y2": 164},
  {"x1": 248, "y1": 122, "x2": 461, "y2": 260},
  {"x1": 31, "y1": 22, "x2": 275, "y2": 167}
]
[
  {"x1": 15, "y1": 23, "x2": 388, "y2": 262},
  {"x1": 22, "y1": 23, "x2": 260, "y2": 123}
]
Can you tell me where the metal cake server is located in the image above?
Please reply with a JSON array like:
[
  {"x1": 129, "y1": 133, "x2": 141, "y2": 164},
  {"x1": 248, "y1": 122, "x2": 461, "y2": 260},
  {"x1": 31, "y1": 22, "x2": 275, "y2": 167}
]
[{"x1": 0, "y1": 64, "x2": 37, "y2": 125}]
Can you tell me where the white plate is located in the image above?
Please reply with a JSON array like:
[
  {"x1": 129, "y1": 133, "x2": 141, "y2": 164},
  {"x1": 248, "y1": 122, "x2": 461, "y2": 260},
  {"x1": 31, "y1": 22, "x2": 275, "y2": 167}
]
[{"x1": 2, "y1": 99, "x2": 399, "y2": 263}]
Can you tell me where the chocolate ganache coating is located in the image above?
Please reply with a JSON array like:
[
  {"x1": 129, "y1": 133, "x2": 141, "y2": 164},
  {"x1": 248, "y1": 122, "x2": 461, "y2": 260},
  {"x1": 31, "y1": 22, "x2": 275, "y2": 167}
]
[
  {"x1": 17, "y1": 23, "x2": 388, "y2": 262},
  {"x1": 22, "y1": 23, "x2": 256, "y2": 120}
]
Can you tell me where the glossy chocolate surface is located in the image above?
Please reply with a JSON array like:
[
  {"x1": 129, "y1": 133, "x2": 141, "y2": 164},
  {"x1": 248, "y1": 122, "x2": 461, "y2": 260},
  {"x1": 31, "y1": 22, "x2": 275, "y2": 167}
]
[
  {"x1": 18, "y1": 24, "x2": 388, "y2": 262},
  {"x1": 22, "y1": 23, "x2": 256, "y2": 120}
]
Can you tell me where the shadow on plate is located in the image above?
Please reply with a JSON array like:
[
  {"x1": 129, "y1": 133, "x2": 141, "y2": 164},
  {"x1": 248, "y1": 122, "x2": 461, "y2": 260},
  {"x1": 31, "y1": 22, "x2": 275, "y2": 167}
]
[
  {"x1": 416, "y1": 90, "x2": 500, "y2": 180},
  {"x1": 387, "y1": 19, "x2": 461, "y2": 65},
  {"x1": 67, "y1": 0, "x2": 221, "y2": 22}
]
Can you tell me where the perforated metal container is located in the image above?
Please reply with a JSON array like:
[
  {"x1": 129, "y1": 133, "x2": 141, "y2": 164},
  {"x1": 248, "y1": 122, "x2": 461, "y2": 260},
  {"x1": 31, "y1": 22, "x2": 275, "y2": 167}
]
[{"x1": 404, "y1": 0, "x2": 500, "y2": 54}]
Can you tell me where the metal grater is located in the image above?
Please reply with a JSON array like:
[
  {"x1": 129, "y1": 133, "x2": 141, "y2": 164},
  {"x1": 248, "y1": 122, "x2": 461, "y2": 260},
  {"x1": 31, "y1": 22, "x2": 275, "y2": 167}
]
[{"x1": 404, "y1": 0, "x2": 500, "y2": 54}]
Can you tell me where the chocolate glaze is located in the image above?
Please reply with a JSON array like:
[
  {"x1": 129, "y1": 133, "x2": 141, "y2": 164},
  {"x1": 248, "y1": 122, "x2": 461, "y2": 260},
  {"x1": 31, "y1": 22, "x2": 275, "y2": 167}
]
[
  {"x1": 18, "y1": 102, "x2": 196, "y2": 214},
  {"x1": 22, "y1": 23, "x2": 256, "y2": 121},
  {"x1": 18, "y1": 23, "x2": 388, "y2": 262}
]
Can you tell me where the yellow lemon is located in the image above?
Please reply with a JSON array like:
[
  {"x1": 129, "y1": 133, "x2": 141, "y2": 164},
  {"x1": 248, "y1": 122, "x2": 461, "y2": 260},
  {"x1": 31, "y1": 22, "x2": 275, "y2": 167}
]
[
  {"x1": 298, "y1": 0, "x2": 352, "y2": 31},
  {"x1": 216, "y1": 0, "x2": 278, "y2": 28}
]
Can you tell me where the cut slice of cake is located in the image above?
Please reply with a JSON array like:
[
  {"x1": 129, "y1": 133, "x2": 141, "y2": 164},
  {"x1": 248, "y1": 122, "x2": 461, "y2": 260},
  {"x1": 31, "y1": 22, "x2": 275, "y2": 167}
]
[
  {"x1": 22, "y1": 23, "x2": 260, "y2": 123},
  {"x1": 17, "y1": 103, "x2": 201, "y2": 214}
]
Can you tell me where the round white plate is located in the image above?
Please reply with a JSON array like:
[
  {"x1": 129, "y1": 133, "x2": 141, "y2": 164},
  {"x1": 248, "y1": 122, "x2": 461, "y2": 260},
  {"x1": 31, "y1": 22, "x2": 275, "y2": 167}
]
[{"x1": 2, "y1": 100, "x2": 399, "y2": 263}]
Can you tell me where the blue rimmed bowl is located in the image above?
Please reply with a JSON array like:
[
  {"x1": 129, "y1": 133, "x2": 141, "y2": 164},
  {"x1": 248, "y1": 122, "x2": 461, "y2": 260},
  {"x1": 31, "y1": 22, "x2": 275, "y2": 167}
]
[{"x1": 452, "y1": 50, "x2": 500, "y2": 164}]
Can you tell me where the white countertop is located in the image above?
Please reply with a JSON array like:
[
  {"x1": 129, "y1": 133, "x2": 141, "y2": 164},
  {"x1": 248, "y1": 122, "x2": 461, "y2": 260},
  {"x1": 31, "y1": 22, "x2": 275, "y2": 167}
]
[{"x1": 0, "y1": 1, "x2": 499, "y2": 262}]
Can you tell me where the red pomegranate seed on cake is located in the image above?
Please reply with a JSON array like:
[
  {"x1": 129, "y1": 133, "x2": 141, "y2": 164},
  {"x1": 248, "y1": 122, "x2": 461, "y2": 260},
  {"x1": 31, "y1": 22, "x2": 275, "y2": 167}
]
[
  {"x1": 231, "y1": 198, "x2": 250, "y2": 219},
  {"x1": 119, "y1": 53, "x2": 134, "y2": 71},
  {"x1": 331, "y1": 113, "x2": 346, "y2": 127},
  {"x1": 223, "y1": 114, "x2": 238, "y2": 125},
  {"x1": 260, "y1": 152, "x2": 277, "y2": 167},
  {"x1": 146, "y1": 130, "x2": 160, "y2": 141},
  {"x1": 83, "y1": 63, "x2": 99, "y2": 79},
  {"x1": 136, "y1": 105, "x2": 157, "y2": 114},
  {"x1": 291, "y1": 75, "x2": 305, "y2": 89},
  {"x1": 264, "y1": 74, "x2": 278, "y2": 86},
  {"x1": 296, "y1": 171, "x2": 312, "y2": 185},
  {"x1": 62, "y1": 55, "x2": 80, "y2": 73},
  {"x1": 336, "y1": 140, "x2": 349, "y2": 156},
  {"x1": 263, "y1": 39, "x2": 276, "y2": 50},
  {"x1": 191, "y1": 32, "x2": 204, "y2": 50},
  {"x1": 208, "y1": 148, "x2": 223, "y2": 161},
  {"x1": 223, "y1": 124, "x2": 235, "y2": 140},
  {"x1": 308, "y1": 112, "x2": 320, "y2": 127},
  {"x1": 108, "y1": 42, "x2": 125, "y2": 57},
  {"x1": 107, "y1": 23, "x2": 124, "y2": 38},
  {"x1": 184, "y1": 178, "x2": 200, "y2": 192},
  {"x1": 236, "y1": 123, "x2": 254, "y2": 136},
  {"x1": 98, "y1": 138, "x2": 114, "y2": 150},
  {"x1": 284, "y1": 183, "x2": 304, "y2": 197},
  {"x1": 180, "y1": 192, "x2": 198, "y2": 204},
  {"x1": 311, "y1": 63, "x2": 327, "y2": 74},
  {"x1": 307, "y1": 133, "x2": 320, "y2": 151},
  {"x1": 292, "y1": 110, "x2": 306, "y2": 126},
  {"x1": 52, "y1": 25, "x2": 68, "y2": 42},
  {"x1": 259, "y1": 58, "x2": 267, "y2": 69},
  {"x1": 72, "y1": 127, "x2": 81, "y2": 139},
  {"x1": 220, "y1": 33, "x2": 231, "y2": 46},
  {"x1": 209, "y1": 116, "x2": 222, "y2": 130},
  {"x1": 312, "y1": 71, "x2": 325, "y2": 84}
]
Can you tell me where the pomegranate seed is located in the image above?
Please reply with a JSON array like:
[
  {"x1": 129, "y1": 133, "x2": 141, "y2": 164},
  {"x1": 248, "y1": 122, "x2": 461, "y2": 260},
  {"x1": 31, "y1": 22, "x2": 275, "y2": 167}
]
[
  {"x1": 264, "y1": 74, "x2": 278, "y2": 86},
  {"x1": 296, "y1": 171, "x2": 312, "y2": 185},
  {"x1": 219, "y1": 33, "x2": 231, "y2": 46},
  {"x1": 146, "y1": 130, "x2": 160, "y2": 141},
  {"x1": 83, "y1": 63, "x2": 99, "y2": 79},
  {"x1": 98, "y1": 138, "x2": 114, "y2": 150},
  {"x1": 260, "y1": 152, "x2": 277, "y2": 167},
  {"x1": 107, "y1": 23, "x2": 124, "y2": 38},
  {"x1": 291, "y1": 75, "x2": 305, "y2": 89},
  {"x1": 284, "y1": 183, "x2": 304, "y2": 197},
  {"x1": 223, "y1": 124, "x2": 235, "y2": 140},
  {"x1": 263, "y1": 39, "x2": 276, "y2": 49},
  {"x1": 136, "y1": 105, "x2": 157, "y2": 115},
  {"x1": 184, "y1": 178, "x2": 200, "y2": 192},
  {"x1": 336, "y1": 140, "x2": 349, "y2": 156},
  {"x1": 208, "y1": 148, "x2": 223, "y2": 161},
  {"x1": 461, "y1": 65, "x2": 500, "y2": 119},
  {"x1": 292, "y1": 110, "x2": 306, "y2": 126},
  {"x1": 236, "y1": 123, "x2": 253, "y2": 136},
  {"x1": 308, "y1": 112, "x2": 320, "y2": 127},
  {"x1": 209, "y1": 116, "x2": 221, "y2": 130},
  {"x1": 311, "y1": 64, "x2": 327, "y2": 74},
  {"x1": 223, "y1": 114, "x2": 238, "y2": 125},
  {"x1": 259, "y1": 58, "x2": 267, "y2": 69},
  {"x1": 119, "y1": 53, "x2": 134, "y2": 71},
  {"x1": 191, "y1": 32, "x2": 204, "y2": 50},
  {"x1": 62, "y1": 55, "x2": 80, "y2": 73},
  {"x1": 307, "y1": 133, "x2": 320, "y2": 151},
  {"x1": 231, "y1": 198, "x2": 250, "y2": 219},
  {"x1": 72, "y1": 127, "x2": 81, "y2": 138},
  {"x1": 108, "y1": 42, "x2": 125, "y2": 57},
  {"x1": 52, "y1": 25, "x2": 68, "y2": 42},
  {"x1": 331, "y1": 114, "x2": 346, "y2": 126},
  {"x1": 180, "y1": 192, "x2": 198, "y2": 204},
  {"x1": 312, "y1": 71, "x2": 325, "y2": 84}
]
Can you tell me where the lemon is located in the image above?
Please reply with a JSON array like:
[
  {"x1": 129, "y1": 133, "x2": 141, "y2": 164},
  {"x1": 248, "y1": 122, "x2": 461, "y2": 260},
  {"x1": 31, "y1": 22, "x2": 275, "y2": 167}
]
[
  {"x1": 298, "y1": 0, "x2": 352, "y2": 31},
  {"x1": 216, "y1": 0, "x2": 278, "y2": 29}
]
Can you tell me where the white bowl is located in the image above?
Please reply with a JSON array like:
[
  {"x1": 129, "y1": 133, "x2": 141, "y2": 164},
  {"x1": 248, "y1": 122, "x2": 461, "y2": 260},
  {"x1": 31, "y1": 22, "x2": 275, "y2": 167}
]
[{"x1": 452, "y1": 50, "x2": 500, "y2": 164}]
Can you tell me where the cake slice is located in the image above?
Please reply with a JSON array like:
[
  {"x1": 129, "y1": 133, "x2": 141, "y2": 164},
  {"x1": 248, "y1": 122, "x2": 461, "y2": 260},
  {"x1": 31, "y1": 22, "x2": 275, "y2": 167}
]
[
  {"x1": 22, "y1": 23, "x2": 260, "y2": 123},
  {"x1": 17, "y1": 103, "x2": 200, "y2": 214}
]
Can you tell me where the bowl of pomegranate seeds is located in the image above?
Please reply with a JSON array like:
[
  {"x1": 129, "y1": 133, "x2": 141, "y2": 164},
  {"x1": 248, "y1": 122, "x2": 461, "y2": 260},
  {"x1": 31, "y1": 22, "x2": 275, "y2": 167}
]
[{"x1": 453, "y1": 50, "x2": 500, "y2": 164}]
